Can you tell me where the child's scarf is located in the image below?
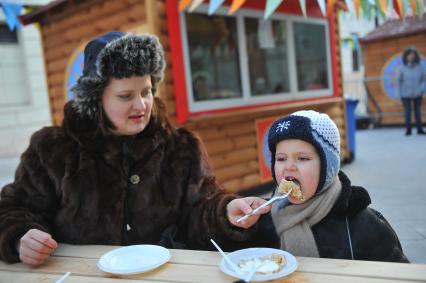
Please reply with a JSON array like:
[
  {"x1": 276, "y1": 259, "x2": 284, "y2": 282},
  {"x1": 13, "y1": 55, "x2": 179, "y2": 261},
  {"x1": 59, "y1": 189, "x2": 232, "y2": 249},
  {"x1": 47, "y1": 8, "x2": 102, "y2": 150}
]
[{"x1": 271, "y1": 176, "x2": 342, "y2": 257}]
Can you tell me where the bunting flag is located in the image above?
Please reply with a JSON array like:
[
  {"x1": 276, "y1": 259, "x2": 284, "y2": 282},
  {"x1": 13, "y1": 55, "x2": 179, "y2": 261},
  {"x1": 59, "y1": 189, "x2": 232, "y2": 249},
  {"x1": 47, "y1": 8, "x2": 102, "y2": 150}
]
[
  {"x1": 379, "y1": 0, "x2": 388, "y2": 15},
  {"x1": 209, "y1": 0, "x2": 225, "y2": 15},
  {"x1": 299, "y1": 0, "x2": 307, "y2": 16},
  {"x1": 177, "y1": 0, "x2": 424, "y2": 20},
  {"x1": 415, "y1": 0, "x2": 424, "y2": 17},
  {"x1": 401, "y1": 0, "x2": 408, "y2": 17},
  {"x1": 0, "y1": 1, "x2": 23, "y2": 31},
  {"x1": 374, "y1": 0, "x2": 385, "y2": 16},
  {"x1": 327, "y1": 0, "x2": 338, "y2": 15},
  {"x1": 316, "y1": 0, "x2": 326, "y2": 15},
  {"x1": 393, "y1": 0, "x2": 403, "y2": 17},
  {"x1": 354, "y1": 0, "x2": 360, "y2": 16},
  {"x1": 409, "y1": 0, "x2": 416, "y2": 14},
  {"x1": 178, "y1": 0, "x2": 193, "y2": 12},
  {"x1": 264, "y1": 0, "x2": 284, "y2": 19},
  {"x1": 228, "y1": 0, "x2": 247, "y2": 15},
  {"x1": 188, "y1": 0, "x2": 204, "y2": 12},
  {"x1": 345, "y1": 0, "x2": 355, "y2": 15}
]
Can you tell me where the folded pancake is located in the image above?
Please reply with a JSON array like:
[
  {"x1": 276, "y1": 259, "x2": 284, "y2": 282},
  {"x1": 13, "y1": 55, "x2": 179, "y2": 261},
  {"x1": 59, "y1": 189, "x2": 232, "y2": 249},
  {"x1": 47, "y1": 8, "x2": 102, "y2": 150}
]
[
  {"x1": 238, "y1": 254, "x2": 286, "y2": 275},
  {"x1": 277, "y1": 179, "x2": 304, "y2": 201}
]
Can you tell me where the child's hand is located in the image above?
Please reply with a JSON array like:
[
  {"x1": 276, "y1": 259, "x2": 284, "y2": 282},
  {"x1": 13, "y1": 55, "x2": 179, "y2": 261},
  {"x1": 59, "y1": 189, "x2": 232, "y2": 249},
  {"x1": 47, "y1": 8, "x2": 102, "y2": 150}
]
[{"x1": 227, "y1": 197, "x2": 271, "y2": 228}]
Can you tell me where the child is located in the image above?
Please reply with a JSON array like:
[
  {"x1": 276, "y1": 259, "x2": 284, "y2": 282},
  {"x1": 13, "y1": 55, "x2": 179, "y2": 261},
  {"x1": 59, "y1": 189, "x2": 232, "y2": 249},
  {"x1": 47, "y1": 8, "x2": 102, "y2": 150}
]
[{"x1": 267, "y1": 110, "x2": 408, "y2": 262}]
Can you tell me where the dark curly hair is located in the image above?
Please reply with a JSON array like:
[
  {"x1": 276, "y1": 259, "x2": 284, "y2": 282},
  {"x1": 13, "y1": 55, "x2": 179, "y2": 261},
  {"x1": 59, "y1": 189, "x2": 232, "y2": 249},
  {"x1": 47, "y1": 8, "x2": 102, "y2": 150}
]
[{"x1": 402, "y1": 46, "x2": 421, "y2": 66}]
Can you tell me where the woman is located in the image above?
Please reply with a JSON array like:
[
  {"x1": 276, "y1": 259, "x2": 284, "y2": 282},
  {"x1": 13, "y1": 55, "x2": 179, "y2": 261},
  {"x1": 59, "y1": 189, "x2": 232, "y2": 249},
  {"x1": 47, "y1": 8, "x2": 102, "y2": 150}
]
[
  {"x1": 0, "y1": 32, "x2": 271, "y2": 265},
  {"x1": 268, "y1": 110, "x2": 408, "y2": 262},
  {"x1": 397, "y1": 47, "x2": 425, "y2": 135}
]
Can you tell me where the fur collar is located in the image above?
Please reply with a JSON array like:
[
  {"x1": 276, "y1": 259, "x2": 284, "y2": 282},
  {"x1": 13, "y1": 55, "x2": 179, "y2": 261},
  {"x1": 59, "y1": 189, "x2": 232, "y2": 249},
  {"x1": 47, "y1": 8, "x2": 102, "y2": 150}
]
[
  {"x1": 62, "y1": 101, "x2": 170, "y2": 161},
  {"x1": 328, "y1": 171, "x2": 371, "y2": 218}
]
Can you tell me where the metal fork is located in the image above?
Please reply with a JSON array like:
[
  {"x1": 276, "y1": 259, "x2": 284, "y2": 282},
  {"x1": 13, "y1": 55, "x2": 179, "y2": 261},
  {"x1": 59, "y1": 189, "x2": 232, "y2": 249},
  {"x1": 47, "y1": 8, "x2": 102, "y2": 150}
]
[{"x1": 236, "y1": 189, "x2": 292, "y2": 223}]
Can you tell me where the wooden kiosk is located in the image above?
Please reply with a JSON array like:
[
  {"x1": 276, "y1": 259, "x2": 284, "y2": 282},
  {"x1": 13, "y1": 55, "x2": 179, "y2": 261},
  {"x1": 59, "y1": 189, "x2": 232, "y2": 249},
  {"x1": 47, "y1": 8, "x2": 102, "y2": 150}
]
[
  {"x1": 360, "y1": 14, "x2": 426, "y2": 125},
  {"x1": 21, "y1": 0, "x2": 350, "y2": 193}
]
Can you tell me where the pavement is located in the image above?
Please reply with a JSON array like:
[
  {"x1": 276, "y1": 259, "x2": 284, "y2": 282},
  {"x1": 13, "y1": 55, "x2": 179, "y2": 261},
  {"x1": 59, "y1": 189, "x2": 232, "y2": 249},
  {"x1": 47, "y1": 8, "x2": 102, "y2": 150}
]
[
  {"x1": 0, "y1": 127, "x2": 425, "y2": 263},
  {"x1": 342, "y1": 127, "x2": 426, "y2": 264}
]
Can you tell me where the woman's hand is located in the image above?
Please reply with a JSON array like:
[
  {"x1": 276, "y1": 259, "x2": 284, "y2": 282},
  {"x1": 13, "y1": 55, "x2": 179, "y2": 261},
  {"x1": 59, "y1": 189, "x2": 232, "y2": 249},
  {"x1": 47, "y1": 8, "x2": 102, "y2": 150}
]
[
  {"x1": 17, "y1": 229, "x2": 58, "y2": 266},
  {"x1": 226, "y1": 197, "x2": 272, "y2": 229}
]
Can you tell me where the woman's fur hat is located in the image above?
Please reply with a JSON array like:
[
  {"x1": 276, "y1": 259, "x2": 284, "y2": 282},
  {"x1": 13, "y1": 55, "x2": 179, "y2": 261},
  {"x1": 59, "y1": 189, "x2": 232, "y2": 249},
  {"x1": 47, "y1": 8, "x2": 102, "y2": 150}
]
[{"x1": 71, "y1": 31, "x2": 165, "y2": 118}]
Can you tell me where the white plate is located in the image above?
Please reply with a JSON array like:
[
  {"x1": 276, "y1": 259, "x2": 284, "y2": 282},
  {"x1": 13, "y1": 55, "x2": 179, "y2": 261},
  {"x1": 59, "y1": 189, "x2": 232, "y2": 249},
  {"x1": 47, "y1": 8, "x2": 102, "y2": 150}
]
[
  {"x1": 219, "y1": 248, "x2": 298, "y2": 282},
  {"x1": 97, "y1": 245, "x2": 171, "y2": 275}
]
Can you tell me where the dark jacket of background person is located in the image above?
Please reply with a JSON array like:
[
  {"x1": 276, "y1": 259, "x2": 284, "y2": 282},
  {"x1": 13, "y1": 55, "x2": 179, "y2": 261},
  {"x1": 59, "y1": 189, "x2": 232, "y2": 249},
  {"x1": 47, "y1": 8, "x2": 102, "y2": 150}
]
[{"x1": 312, "y1": 171, "x2": 408, "y2": 262}]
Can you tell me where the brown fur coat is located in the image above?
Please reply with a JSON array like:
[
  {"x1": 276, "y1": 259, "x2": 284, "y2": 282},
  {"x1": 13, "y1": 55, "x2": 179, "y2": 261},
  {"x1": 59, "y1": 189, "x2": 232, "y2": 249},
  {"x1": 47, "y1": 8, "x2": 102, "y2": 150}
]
[{"x1": 0, "y1": 101, "x2": 256, "y2": 263}]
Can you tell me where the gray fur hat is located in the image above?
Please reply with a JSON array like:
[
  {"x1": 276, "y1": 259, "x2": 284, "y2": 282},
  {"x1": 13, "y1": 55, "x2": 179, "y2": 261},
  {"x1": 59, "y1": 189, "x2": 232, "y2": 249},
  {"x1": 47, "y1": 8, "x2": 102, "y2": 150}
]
[{"x1": 71, "y1": 31, "x2": 165, "y2": 118}]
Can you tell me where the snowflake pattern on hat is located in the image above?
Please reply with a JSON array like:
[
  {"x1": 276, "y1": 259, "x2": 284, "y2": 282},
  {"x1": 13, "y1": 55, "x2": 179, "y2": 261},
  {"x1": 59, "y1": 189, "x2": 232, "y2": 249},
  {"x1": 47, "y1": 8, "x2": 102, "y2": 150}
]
[{"x1": 268, "y1": 110, "x2": 340, "y2": 193}]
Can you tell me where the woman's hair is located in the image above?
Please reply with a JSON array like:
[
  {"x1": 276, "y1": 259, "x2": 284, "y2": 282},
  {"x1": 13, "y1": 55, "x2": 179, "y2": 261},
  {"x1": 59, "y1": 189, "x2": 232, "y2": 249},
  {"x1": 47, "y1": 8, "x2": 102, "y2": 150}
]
[{"x1": 402, "y1": 47, "x2": 421, "y2": 65}]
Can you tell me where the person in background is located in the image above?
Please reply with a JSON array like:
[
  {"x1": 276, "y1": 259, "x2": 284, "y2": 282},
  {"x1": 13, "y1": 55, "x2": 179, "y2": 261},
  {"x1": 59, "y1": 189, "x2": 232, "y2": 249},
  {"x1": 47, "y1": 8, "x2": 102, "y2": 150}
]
[
  {"x1": 267, "y1": 110, "x2": 408, "y2": 262},
  {"x1": 0, "y1": 32, "x2": 272, "y2": 266},
  {"x1": 397, "y1": 46, "x2": 426, "y2": 136}
]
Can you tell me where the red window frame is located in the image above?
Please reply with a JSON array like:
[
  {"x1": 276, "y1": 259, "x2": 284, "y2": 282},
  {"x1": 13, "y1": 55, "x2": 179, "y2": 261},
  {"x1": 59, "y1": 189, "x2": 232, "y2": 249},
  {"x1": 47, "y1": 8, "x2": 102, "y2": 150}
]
[{"x1": 166, "y1": 0, "x2": 340, "y2": 123}]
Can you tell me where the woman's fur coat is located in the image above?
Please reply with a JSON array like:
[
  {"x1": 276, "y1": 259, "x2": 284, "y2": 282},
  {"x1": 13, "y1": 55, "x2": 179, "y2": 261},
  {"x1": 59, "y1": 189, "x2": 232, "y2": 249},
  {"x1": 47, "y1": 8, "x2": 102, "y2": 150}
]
[{"x1": 0, "y1": 100, "x2": 261, "y2": 263}]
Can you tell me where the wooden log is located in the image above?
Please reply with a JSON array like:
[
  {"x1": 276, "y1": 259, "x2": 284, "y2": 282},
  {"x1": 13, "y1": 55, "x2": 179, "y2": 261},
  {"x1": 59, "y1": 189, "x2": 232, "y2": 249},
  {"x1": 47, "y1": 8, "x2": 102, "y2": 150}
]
[
  {"x1": 232, "y1": 134, "x2": 257, "y2": 149},
  {"x1": 43, "y1": 1, "x2": 130, "y2": 35},
  {"x1": 222, "y1": 174, "x2": 264, "y2": 193},
  {"x1": 204, "y1": 139, "x2": 233, "y2": 155},
  {"x1": 210, "y1": 147, "x2": 257, "y2": 169},
  {"x1": 215, "y1": 161, "x2": 258, "y2": 182}
]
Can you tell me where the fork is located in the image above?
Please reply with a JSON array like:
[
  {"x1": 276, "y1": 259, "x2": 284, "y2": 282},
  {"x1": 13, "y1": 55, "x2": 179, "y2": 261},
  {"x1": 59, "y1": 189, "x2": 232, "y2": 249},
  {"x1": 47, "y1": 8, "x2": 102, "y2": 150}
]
[
  {"x1": 236, "y1": 189, "x2": 292, "y2": 223},
  {"x1": 233, "y1": 259, "x2": 262, "y2": 283}
]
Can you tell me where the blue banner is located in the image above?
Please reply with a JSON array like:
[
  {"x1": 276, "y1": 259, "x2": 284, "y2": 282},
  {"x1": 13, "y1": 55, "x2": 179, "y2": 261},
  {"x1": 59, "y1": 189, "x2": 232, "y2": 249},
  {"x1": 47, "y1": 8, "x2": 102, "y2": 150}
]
[{"x1": 0, "y1": 1, "x2": 23, "y2": 31}]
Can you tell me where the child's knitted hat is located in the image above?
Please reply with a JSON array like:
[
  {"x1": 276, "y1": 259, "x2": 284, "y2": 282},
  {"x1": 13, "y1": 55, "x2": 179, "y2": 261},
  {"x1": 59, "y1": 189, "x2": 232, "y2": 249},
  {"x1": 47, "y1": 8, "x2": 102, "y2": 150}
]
[{"x1": 268, "y1": 110, "x2": 341, "y2": 193}]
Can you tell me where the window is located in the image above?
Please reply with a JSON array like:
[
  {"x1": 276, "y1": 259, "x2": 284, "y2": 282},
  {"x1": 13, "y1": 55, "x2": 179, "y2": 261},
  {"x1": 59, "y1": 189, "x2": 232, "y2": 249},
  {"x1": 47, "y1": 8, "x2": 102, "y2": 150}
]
[
  {"x1": 186, "y1": 14, "x2": 242, "y2": 102},
  {"x1": 0, "y1": 23, "x2": 18, "y2": 43},
  {"x1": 180, "y1": 6, "x2": 333, "y2": 113},
  {"x1": 293, "y1": 22, "x2": 329, "y2": 91},
  {"x1": 245, "y1": 18, "x2": 290, "y2": 96}
]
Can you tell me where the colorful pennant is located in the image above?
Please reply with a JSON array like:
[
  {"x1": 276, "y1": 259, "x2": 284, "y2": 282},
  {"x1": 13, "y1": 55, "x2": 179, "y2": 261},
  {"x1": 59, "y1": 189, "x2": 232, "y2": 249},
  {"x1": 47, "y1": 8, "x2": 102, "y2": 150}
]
[
  {"x1": 415, "y1": 0, "x2": 424, "y2": 17},
  {"x1": 327, "y1": 0, "x2": 338, "y2": 15},
  {"x1": 299, "y1": 0, "x2": 307, "y2": 16},
  {"x1": 189, "y1": 0, "x2": 204, "y2": 12},
  {"x1": 0, "y1": 1, "x2": 23, "y2": 31},
  {"x1": 354, "y1": 0, "x2": 360, "y2": 16},
  {"x1": 316, "y1": 0, "x2": 326, "y2": 15},
  {"x1": 393, "y1": 0, "x2": 402, "y2": 17},
  {"x1": 209, "y1": 0, "x2": 225, "y2": 15},
  {"x1": 176, "y1": 0, "x2": 424, "y2": 20},
  {"x1": 228, "y1": 0, "x2": 247, "y2": 15},
  {"x1": 178, "y1": 0, "x2": 193, "y2": 12},
  {"x1": 264, "y1": 0, "x2": 284, "y2": 19},
  {"x1": 345, "y1": 0, "x2": 355, "y2": 16}
]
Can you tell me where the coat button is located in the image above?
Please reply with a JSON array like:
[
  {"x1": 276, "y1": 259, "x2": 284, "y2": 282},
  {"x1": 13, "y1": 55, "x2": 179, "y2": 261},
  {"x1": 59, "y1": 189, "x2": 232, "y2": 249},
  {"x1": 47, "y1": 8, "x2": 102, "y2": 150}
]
[{"x1": 129, "y1": 174, "x2": 140, "y2": 184}]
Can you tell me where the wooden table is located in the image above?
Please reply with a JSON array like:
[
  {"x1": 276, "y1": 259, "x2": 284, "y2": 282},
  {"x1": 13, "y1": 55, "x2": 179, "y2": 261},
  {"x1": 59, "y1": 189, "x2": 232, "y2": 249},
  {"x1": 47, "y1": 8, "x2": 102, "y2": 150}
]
[{"x1": 0, "y1": 244, "x2": 425, "y2": 282}]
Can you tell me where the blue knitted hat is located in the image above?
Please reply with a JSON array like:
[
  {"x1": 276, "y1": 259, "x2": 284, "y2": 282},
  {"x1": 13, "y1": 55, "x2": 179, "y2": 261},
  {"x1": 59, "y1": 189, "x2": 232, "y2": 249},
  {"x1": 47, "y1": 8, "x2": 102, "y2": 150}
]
[{"x1": 268, "y1": 110, "x2": 340, "y2": 193}]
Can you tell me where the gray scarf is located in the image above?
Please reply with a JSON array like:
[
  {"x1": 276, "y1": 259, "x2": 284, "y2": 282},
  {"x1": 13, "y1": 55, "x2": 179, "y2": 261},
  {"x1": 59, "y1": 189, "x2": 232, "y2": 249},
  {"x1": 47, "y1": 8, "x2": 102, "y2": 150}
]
[{"x1": 271, "y1": 176, "x2": 342, "y2": 257}]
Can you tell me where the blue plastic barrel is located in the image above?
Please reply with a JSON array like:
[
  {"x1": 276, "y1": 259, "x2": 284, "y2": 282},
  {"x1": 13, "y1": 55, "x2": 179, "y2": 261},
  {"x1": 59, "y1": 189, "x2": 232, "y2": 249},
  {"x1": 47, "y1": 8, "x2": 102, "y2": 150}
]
[{"x1": 345, "y1": 98, "x2": 358, "y2": 162}]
